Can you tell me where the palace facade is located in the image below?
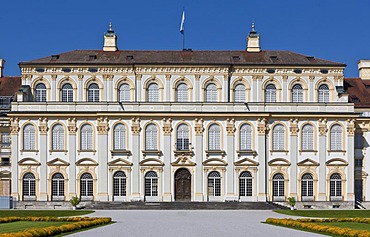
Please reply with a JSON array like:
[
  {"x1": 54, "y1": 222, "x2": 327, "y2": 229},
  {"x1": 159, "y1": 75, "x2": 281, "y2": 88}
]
[{"x1": 3, "y1": 25, "x2": 370, "y2": 208}]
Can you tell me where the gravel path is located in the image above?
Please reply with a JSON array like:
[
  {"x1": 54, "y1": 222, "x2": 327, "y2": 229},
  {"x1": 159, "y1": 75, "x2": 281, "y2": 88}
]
[{"x1": 66, "y1": 210, "x2": 326, "y2": 237}]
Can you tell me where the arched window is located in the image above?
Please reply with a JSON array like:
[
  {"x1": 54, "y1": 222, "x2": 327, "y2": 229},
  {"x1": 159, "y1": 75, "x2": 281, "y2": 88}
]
[
  {"x1": 52, "y1": 124, "x2": 64, "y2": 150},
  {"x1": 330, "y1": 173, "x2": 342, "y2": 200},
  {"x1": 35, "y1": 83, "x2": 46, "y2": 102},
  {"x1": 234, "y1": 84, "x2": 246, "y2": 102},
  {"x1": 208, "y1": 124, "x2": 220, "y2": 150},
  {"x1": 272, "y1": 173, "x2": 285, "y2": 200},
  {"x1": 292, "y1": 84, "x2": 303, "y2": 102},
  {"x1": 145, "y1": 171, "x2": 158, "y2": 197},
  {"x1": 240, "y1": 124, "x2": 252, "y2": 150},
  {"x1": 318, "y1": 84, "x2": 329, "y2": 103},
  {"x1": 205, "y1": 83, "x2": 217, "y2": 102},
  {"x1": 239, "y1": 171, "x2": 252, "y2": 197},
  {"x1": 113, "y1": 171, "x2": 126, "y2": 197},
  {"x1": 80, "y1": 173, "x2": 93, "y2": 200},
  {"x1": 23, "y1": 124, "x2": 35, "y2": 151},
  {"x1": 147, "y1": 83, "x2": 159, "y2": 102},
  {"x1": 80, "y1": 124, "x2": 93, "y2": 150},
  {"x1": 52, "y1": 173, "x2": 64, "y2": 200},
  {"x1": 176, "y1": 124, "x2": 189, "y2": 150},
  {"x1": 265, "y1": 84, "x2": 276, "y2": 103},
  {"x1": 176, "y1": 83, "x2": 189, "y2": 102},
  {"x1": 119, "y1": 83, "x2": 130, "y2": 102},
  {"x1": 301, "y1": 124, "x2": 314, "y2": 151},
  {"x1": 87, "y1": 83, "x2": 99, "y2": 102},
  {"x1": 61, "y1": 83, "x2": 73, "y2": 102},
  {"x1": 272, "y1": 124, "x2": 285, "y2": 151},
  {"x1": 145, "y1": 124, "x2": 158, "y2": 150},
  {"x1": 208, "y1": 171, "x2": 221, "y2": 196},
  {"x1": 330, "y1": 124, "x2": 342, "y2": 151},
  {"x1": 301, "y1": 173, "x2": 313, "y2": 200},
  {"x1": 114, "y1": 124, "x2": 126, "y2": 150},
  {"x1": 23, "y1": 172, "x2": 36, "y2": 200}
]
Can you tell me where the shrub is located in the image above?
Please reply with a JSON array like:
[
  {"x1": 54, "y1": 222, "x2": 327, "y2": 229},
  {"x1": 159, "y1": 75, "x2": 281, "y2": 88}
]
[{"x1": 69, "y1": 196, "x2": 81, "y2": 208}]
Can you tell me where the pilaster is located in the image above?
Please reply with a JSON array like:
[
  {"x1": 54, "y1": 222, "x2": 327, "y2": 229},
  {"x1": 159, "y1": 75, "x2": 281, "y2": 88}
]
[
  {"x1": 346, "y1": 119, "x2": 355, "y2": 201},
  {"x1": 225, "y1": 119, "x2": 236, "y2": 200},
  {"x1": 162, "y1": 118, "x2": 172, "y2": 201},
  {"x1": 165, "y1": 75, "x2": 171, "y2": 102},
  {"x1": 318, "y1": 119, "x2": 327, "y2": 201},
  {"x1": 97, "y1": 117, "x2": 109, "y2": 201},
  {"x1": 67, "y1": 118, "x2": 77, "y2": 198},
  {"x1": 10, "y1": 118, "x2": 19, "y2": 200},
  {"x1": 289, "y1": 119, "x2": 298, "y2": 198},
  {"x1": 194, "y1": 75, "x2": 200, "y2": 102},
  {"x1": 257, "y1": 118, "x2": 268, "y2": 201},
  {"x1": 194, "y1": 118, "x2": 204, "y2": 201},
  {"x1": 131, "y1": 118, "x2": 142, "y2": 200},
  {"x1": 38, "y1": 118, "x2": 48, "y2": 201}
]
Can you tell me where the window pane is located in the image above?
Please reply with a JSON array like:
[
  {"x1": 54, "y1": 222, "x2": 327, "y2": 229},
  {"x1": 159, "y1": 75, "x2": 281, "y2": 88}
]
[
  {"x1": 145, "y1": 124, "x2": 157, "y2": 150},
  {"x1": 52, "y1": 124, "x2": 64, "y2": 150},
  {"x1": 35, "y1": 83, "x2": 46, "y2": 102},
  {"x1": 205, "y1": 83, "x2": 217, "y2": 102},
  {"x1": 88, "y1": 83, "x2": 99, "y2": 102},
  {"x1": 148, "y1": 83, "x2": 159, "y2": 102},
  {"x1": 208, "y1": 124, "x2": 220, "y2": 150},
  {"x1": 119, "y1": 84, "x2": 130, "y2": 102},
  {"x1": 265, "y1": 84, "x2": 276, "y2": 103},
  {"x1": 81, "y1": 125, "x2": 93, "y2": 150},
  {"x1": 234, "y1": 84, "x2": 246, "y2": 102},
  {"x1": 114, "y1": 124, "x2": 126, "y2": 150},
  {"x1": 240, "y1": 124, "x2": 252, "y2": 150},
  {"x1": 176, "y1": 83, "x2": 189, "y2": 102},
  {"x1": 61, "y1": 83, "x2": 73, "y2": 102}
]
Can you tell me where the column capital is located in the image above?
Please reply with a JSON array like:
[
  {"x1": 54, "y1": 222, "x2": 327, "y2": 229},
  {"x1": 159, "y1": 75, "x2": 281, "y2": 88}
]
[
  {"x1": 226, "y1": 118, "x2": 235, "y2": 136},
  {"x1": 38, "y1": 118, "x2": 49, "y2": 135},
  {"x1": 289, "y1": 118, "x2": 299, "y2": 136},
  {"x1": 257, "y1": 117, "x2": 269, "y2": 135},
  {"x1": 131, "y1": 117, "x2": 141, "y2": 135},
  {"x1": 346, "y1": 119, "x2": 355, "y2": 136},
  {"x1": 67, "y1": 117, "x2": 77, "y2": 135},
  {"x1": 194, "y1": 118, "x2": 204, "y2": 135},
  {"x1": 162, "y1": 118, "x2": 172, "y2": 135},
  {"x1": 10, "y1": 117, "x2": 19, "y2": 135},
  {"x1": 97, "y1": 117, "x2": 109, "y2": 135},
  {"x1": 318, "y1": 118, "x2": 327, "y2": 136}
]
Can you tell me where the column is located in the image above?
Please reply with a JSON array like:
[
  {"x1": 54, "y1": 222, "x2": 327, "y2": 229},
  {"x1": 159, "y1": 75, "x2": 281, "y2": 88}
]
[
  {"x1": 136, "y1": 75, "x2": 142, "y2": 102},
  {"x1": 194, "y1": 119, "x2": 204, "y2": 201},
  {"x1": 51, "y1": 75, "x2": 57, "y2": 101},
  {"x1": 38, "y1": 118, "x2": 48, "y2": 201},
  {"x1": 289, "y1": 119, "x2": 298, "y2": 198},
  {"x1": 363, "y1": 124, "x2": 370, "y2": 201},
  {"x1": 97, "y1": 117, "x2": 109, "y2": 201},
  {"x1": 257, "y1": 118, "x2": 267, "y2": 201},
  {"x1": 223, "y1": 75, "x2": 228, "y2": 102},
  {"x1": 78, "y1": 75, "x2": 84, "y2": 102},
  {"x1": 102, "y1": 76, "x2": 107, "y2": 101},
  {"x1": 309, "y1": 76, "x2": 315, "y2": 102},
  {"x1": 130, "y1": 118, "x2": 141, "y2": 201},
  {"x1": 251, "y1": 76, "x2": 257, "y2": 102},
  {"x1": 162, "y1": 118, "x2": 172, "y2": 201},
  {"x1": 225, "y1": 119, "x2": 236, "y2": 200},
  {"x1": 318, "y1": 119, "x2": 327, "y2": 201},
  {"x1": 282, "y1": 76, "x2": 288, "y2": 102},
  {"x1": 10, "y1": 118, "x2": 19, "y2": 201},
  {"x1": 67, "y1": 118, "x2": 77, "y2": 199},
  {"x1": 346, "y1": 119, "x2": 355, "y2": 201}
]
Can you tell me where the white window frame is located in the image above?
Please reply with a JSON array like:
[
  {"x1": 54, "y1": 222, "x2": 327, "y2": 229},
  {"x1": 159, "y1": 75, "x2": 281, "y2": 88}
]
[
  {"x1": 208, "y1": 171, "x2": 221, "y2": 196},
  {"x1": 145, "y1": 124, "x2": 158, "y2": 150},
  {"x1": 80, "y1": 124, "x2": 93, "y2": 150},
  {"x1": 291, "y1": 84, "x2": 303, "y2": 102},
  {"x1": 208, "y1": 124, "x2": 221, "y2": 150},
  {"x1": 119, "y1": 83, "x2": 130, "y2": 102},
  {"x1": 35, "y1": 83, "x2": 46, "y2": 102},
  {"x1": 330, "y1": 173, "x2": 342, "y2": 199},
  {"x1": 61, "y1": 83, "x2": 73, "y2": 102},
  {"x1": 234, "y1": 84, "x2": 246, "y2": 102},
  {"x1": 114, "y1": 124, "x2": 126, "y2": 150},
  {"x1": 205, "y1": 83, "x2": 217, "y2": 102},
  {"x1": 318, "y1": 84, "x2": 329, "y2": 103},
  {"x1": 147, "y1": 83, "x2": 159, "y2": 102},
  {"x1": 87, "y1": 83, "x2": 99, "y2": 102},
  {"x1": 176, "y1": 83, "x2": 189, "y2": 102},
  {"x1": 265, "y1": 84, "x2": 276, "y2": 103},
  {"x1": 239, "y1": 171, "x2": 252, "y2": 197},
  {"x1": 301, "y1": 124, "x2": 314, "y2": 151},
  {"x1": 23, "y1": 172, "x2": 36, "y2": 200},
  {"x1": 52, "y1": 173, "x2": 65, "y2": 200},
  {"x1": 176, "y1": 124, "x2": 190, "y2": 150},
  {"x1": 113, "y1": 171, "x2": 126, "y2": 197},
  {"x1": 301, "y1": 173, "x2": 313, "y2": 199},
  {"x1": 52, "y1": 124, "x2": 64, "y2": 150},
  {"x1": 145, "y1": 171, "x2": 158, "y2": 197},
  {"x1": 23, "y1": 124, "x2": 35, "y2": 151},
  {"x1": 240, "y1": 124, "x2": 252, "y2": 150},
  {"x1": 80, "y1": 173, "x2": 93, "y2": 200},
  {"x1": 330, "y1": 124, "x2": 342, "y2": 151},
  {"x1": 272, "y1": 124, "x2": 285, "y2": 151},
  {"x1": 272, "y1": 173, "x2": 285, "y2": 200}
]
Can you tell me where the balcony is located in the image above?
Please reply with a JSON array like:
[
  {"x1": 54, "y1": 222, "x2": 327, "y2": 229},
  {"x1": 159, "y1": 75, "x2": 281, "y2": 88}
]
[{"x1": 174, "y1": 143, "x2": 193, "y2": 157}]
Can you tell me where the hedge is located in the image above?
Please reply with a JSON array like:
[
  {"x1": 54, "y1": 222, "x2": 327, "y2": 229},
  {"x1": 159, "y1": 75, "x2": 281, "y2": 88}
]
[
  {"x1": 266, "y1": 218, "x2": 370, "y2": 237},
  {"x1": 0, "y1": 217, "x2": 111, "y2": 237}
]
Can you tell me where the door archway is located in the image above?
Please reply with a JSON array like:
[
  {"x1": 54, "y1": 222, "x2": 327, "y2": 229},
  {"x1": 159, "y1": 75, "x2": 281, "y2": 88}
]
[{"x1": 175, "y1": 168, "x2": 191, "y2": 201}]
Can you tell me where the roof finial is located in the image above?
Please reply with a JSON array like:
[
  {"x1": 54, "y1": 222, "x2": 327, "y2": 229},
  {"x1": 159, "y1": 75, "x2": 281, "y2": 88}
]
[
  {"x1": 251, "y1": 21, "x2": 255, "y2": 32},
  {"x1": 109, "y1": 21, "x2": 113, "y2": 31}
]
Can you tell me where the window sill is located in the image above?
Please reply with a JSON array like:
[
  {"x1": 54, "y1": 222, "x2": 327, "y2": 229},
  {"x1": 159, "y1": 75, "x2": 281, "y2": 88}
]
[
  {"x1": 236, "y1": 150, "x2": 257, "y2": 157},
  {"x1": 327, "y1": 150, "x2": 346, "y2": 155},
  {"x1": 77, "y1": 150, "x2": 96, "y2": 155},
  {"x1": 205, "y1": 150, "x2": 226, "y2": 157},
  {"x1": 299, "y1": 150, "x2": 317, "y2": 155},
  {"x1": 110, "y1": 150, "x2": 131, "y2": 156},
  {"x1": 142, "y1": 150, "x2": 162, "y2": 158},
  {"x1": 20, "y1": 150, "x2": 39, "y2": 155},
  {"x1": 270, "y1": 150, "x2": 289, "y2": 155},
  {"x1": 49, "y1": 150, "x2": 68, "y2": 155},
  {"x1": 174, "y1": 149, "x2": 193, "y2": 157}
]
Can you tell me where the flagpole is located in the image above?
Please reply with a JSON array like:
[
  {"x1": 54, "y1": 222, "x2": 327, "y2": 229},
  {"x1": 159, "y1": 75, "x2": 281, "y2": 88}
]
[
  {"x1": 180, "y1": 9, "x2": 185, "y2": 50},
  {"x1": 182, "y1": 30, "x2": 185, "y2": 50}
]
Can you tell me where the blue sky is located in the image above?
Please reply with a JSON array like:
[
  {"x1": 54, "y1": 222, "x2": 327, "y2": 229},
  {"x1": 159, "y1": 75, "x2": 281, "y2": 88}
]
[{"x1": 0, "y1": 0, "x2": 369, "y2": 77}]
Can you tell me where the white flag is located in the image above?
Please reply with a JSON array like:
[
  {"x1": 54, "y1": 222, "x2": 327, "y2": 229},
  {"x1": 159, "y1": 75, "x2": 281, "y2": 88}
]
[{"x1": 180, "y1": 10, "x2": 185, "y2": 34}]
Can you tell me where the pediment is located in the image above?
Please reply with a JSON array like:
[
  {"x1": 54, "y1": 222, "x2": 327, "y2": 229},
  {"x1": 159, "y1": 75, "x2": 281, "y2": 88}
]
[
  {"x1": 139, "y1": 158, "x2": 164, "y2": 166},
  {"x1": 325, "y1": 158, "x2": 348, "y2": 166},
  {"x1": 297, "y1": 158, "x2": 320, "y2": 167},
  {"x1": 18, "y1": 158, "x2": 41, "y2": 166},
  {"x1": 234, "y1": 157, "x2": 259, "y2": 167},
  {"x1": 268, "y1": 158, "x2": 291, "y2": 166},
  {"x1": 108, "y1": 158, "x2": 133, "y2": 167},
  {"x1": 76, "y1": 158, "x2": 98, "y2": 166},
  {"x1": 203, "y1": 158, "x2": 228, "y2": 167},
  {"x1": 47, "y1": 158, "x2": 70, "y2": 166},
  {"x1": 171, "y1": 157, "x2": 196, "y2": 166}
]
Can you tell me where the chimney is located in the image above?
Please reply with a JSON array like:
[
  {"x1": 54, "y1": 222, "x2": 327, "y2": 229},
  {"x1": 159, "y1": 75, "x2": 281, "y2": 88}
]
[
  {"x1": 0, "y1": 59, "x2": 4, "y2": 77},
  {"x1": 358, "y1": 60, "x2": 370, "y2": 80},
  {"x1": 103, "y1": 22, "x2": 118, "y2": 52},
  {"x1": 246, "y1": 22, "x2": 261, "y2": 53}
]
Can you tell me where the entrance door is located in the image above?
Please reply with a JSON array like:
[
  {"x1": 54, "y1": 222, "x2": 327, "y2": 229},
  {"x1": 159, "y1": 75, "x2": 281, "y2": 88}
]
[{"x1": 175, "y1": 168, "x2": 191, "y2": 201}]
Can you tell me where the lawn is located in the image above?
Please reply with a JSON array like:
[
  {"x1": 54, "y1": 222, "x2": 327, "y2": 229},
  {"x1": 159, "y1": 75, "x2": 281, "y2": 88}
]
[
  {"x1": 274, "y1": 209, "x2": 370, "y2": 218},
  {"x1": 0, "y1": 221, "x2": 71, "y2": 234},
  {"x1": 0, "y1": 210, "x2": 94, "y2": 218}
]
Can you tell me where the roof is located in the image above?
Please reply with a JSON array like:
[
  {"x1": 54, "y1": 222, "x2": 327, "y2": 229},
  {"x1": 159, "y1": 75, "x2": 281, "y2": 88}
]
[
  {"x1": 0, "y1": 76, "x2": 21, "y2": 96},
  {"x1": 344, "y1": 78, "x2": 370, "y2": 108},
  {"x1": 19, "y1": 50, "x2": 346, "y2": 67}
]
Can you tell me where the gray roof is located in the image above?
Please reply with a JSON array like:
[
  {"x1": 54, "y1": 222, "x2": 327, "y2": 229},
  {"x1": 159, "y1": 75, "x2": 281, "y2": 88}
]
[{"x1": 19, "y1": 50, "x2": 346, "y2": 67}]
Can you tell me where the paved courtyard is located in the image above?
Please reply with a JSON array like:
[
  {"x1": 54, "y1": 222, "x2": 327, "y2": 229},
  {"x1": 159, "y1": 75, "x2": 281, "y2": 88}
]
[{"x1": 67, "y1": 210, "x2": 326, "y2": 237}]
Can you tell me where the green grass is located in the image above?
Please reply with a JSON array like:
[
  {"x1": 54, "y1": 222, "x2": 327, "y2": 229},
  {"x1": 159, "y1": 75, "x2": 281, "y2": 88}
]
[
  {"x1": 0, "y1": 210, "x2": 94, "y2": 218},
  {"x1": 0, "y1": 221, "x2": 71, "y2": 234},
  {"x1": 274, "y1": 210, "x2": 370, "y2": 218},
  {"x1": 316, "y1": 222, "x2": 370, "y2": 231}
]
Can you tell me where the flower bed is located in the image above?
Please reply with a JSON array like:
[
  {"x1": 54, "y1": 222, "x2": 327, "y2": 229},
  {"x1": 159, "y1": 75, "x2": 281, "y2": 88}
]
[
  {"x1": 0, "y1": 217, "x2": 111, "y2": 237},
  {"x1": 266, "y1": 218, "x2": 370, "y2": 237}
]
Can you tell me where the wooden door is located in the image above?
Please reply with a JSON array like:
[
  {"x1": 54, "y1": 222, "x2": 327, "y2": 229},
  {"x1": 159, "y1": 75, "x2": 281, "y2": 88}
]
[{"x1": 175, "y1": 168, "x2": 191, "y2": 201}]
